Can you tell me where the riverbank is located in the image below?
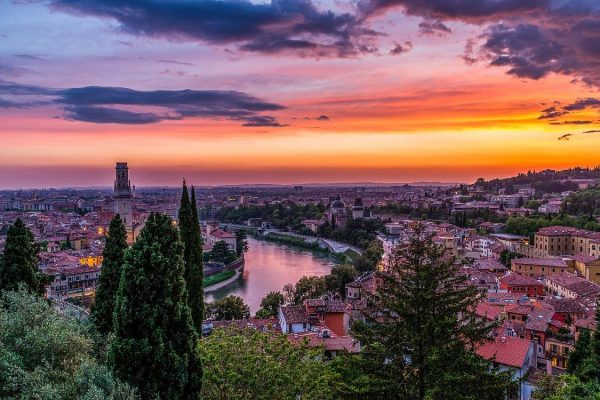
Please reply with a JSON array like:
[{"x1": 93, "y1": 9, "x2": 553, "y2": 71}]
[
  {"x1": 204, "y1": 256, "x2": 245, "y2": 291},
  {"x1": 249, "y1": 231, "x2": 351, "y2": 264}
]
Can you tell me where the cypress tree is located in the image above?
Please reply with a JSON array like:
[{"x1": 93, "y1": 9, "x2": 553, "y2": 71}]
[
  {"x1": 0, "y1": 219, "x2": 49, "y2": 295},
  {"x1": 90, "y1": 214, "x2": 128, "y2": 335},
  {"x1": 351, "y1": 224, "x2": 513, "y2": 399},
  {"x1": 189, "y1": 186, "x2": 204, "y2": 326},
  {"x1": 575, "y1": 301, "x2": 600, "y2": 382},
  {"x1": 178, "y1": 182, "x2": 204, "y2": 330},
  {"x1": 109, "y1": 213, "x2": 201, "y2": 399}
]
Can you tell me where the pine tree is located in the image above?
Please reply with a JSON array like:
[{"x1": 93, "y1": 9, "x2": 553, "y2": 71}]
[
  {"x1": 109, "y1": 213, "x2": 201, "y2": 400},
  {"x1": 350, "y1": 224, "x2": 513, "y2": 399},
  {"x1": 0, "y1": 219, "x2": 49, "y2": 294},
  {"x1": 90, "y1": 214, "x2": 128, "y2": 335},
  {"x1": 568, "y1": 328, "x2": 591, "y2": 375},
  {"x1": 178, "y1": 182, "x2": 204, "y2": 331}
]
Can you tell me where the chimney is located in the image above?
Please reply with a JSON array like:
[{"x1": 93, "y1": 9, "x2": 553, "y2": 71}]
[{"x1": 500, "y1": 336, "x2": 506, "y2": 343}]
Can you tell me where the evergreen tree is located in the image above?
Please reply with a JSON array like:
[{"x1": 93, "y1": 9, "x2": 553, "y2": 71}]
[
  {"x1": 350, "y1": 224, "x2": 514, "y2": 399},
  {"x1": 575, "y1": 301, "x2": 600, "y2": 383},
  {"x1": 178, "y1": 182, "x2": 204, "y2": 330},
  {"x1": 109, "y1": 213, "x2": 201, "y2": 400},
  {"x1": 189, "y1": 186, "x2": 204, "y2": 327},
  {"x1": 90, "y1": 214, "x2": 128, "y2": 335},
  {"x1": 0, "y1": 219, "x2": 49, "y2": 294},
  {"x1": 569, "y1": 329, "x2": 591, "y2": 375}
]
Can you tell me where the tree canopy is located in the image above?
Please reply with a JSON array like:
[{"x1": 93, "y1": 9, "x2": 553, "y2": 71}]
[
  {"x1": 109, "y1": 213, "x2": 201, "y2": 400},
  {"x1": 91, "y1": 214, "x2": 128, "y2": 335},
  {"x1": 0, "y1": 218, "x2": 50, "y2": 295}
]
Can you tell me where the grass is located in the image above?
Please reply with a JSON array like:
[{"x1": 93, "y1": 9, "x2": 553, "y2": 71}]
[{"x1": 203, "y1": 270, "x2": 236, "y2": 288}]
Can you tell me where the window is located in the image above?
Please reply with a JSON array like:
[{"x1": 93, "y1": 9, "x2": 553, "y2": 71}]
[{"x1": 551, "y1": 357, "x2": 558, "y2": 367}]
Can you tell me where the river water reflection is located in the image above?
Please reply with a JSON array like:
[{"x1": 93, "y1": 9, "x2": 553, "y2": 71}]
[{"x1": 205, "y1": 237, "x2": 338, "y2": 314}]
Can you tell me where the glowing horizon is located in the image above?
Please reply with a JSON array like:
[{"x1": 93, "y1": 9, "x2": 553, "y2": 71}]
[{"x1": 2, "y1": 0, "x2": 600, "y2": 188}]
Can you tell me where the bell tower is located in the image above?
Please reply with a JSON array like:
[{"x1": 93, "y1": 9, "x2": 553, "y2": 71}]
[{"x1": 113, "y1": 162, "x2": 134, "y2": 243}]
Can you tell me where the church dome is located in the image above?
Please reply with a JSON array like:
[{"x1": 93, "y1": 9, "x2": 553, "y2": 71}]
[{"x1": 330, "y1": 199, "x2": 345, "y2": 209}]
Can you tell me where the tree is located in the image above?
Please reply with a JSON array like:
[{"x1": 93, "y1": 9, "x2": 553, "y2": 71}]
[
  {"x1": 350, "y1": 224, "x2": 514, "y2": 399},
  {"x1": 178, "y1": 183, "x2": 204, "y2": 331},
  {"x1": 283, "y1": 276, "x2": 326, "y2": 305},
  {"x1": 206, "y1": 295, "x2": 250, "y2": 320},
  {"x1": 256, "y1": 291, "x2": 284, "y2": 318},
  {"x1": 324, "y1": 264, "x2": 358, "y2": 299},
  {"x1": 200, "y1": 326, "x2": 337, "y2": 400},
  {"x1": 235, "y1": 229, "x2": 249, "y2": 256},
  {"x1": 109, "y1": 213, "x2": 201, "y2": 400},
  {"x1": 568, "y1": 329, "x2": 591, "y2": 375},
  {"x1": 572, "y1": 301, "x2": 600, "y2": 383},
  {"x1": 0, "y1": 289, "x2": 137, "y2": 400},
  {"x1": 91, "y1": 214, "x2": 128, "y2": 335},
  {"x1": 354, "y1": 239, "x2": 383, "y2": 273},
  {"x1": 0, "y1": 219, "x2": 49, "y2": 295},
  {"x1": 209, "y1": 240, "x2": 235, "y2": 264}
]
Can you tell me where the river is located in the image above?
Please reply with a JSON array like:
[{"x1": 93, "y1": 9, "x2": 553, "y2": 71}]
[{"x1": 205, "y1": 237, "x2": 338, "y2": 314}]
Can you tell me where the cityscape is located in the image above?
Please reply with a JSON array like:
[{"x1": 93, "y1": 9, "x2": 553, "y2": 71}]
[{"x1": 2, "y1": 1, "x2": 600, "y2": 400}]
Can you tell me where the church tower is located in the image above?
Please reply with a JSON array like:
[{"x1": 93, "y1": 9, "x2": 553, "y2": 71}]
[{"x1": 113, "y1": 162, "x2": 134, "y2": 243}]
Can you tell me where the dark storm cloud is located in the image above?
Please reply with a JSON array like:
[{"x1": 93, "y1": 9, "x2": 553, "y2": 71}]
[
  {"x1": 418, "y1": 19, "x2": 451, "y2": 35},
  {"x1": 50, "y1": 0, "x2": 376, "y2": 57},
  {"x1": 357, "y1": 0, "x2": 547, "y2": 21},
  {"x1": 563, "y1": 98, "x2": 600, "y2": 111},
  {"x1": 356, "y1": 0, "x2": 600, "y2": 87},
  {"x1": 242, "y1": 115, "x2": 288, "y2": 127},
  {"x1": 0, "y1": 81, "x2": 286, "y2": 126},
  {"x1": 390, "y1": 41, "x2": 412, "y2": 55},
  {"x1": 63, "y1": 105, "x2": 165, "y2": 124}
]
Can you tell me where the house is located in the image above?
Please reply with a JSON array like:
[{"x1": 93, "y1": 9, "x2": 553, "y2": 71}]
[
  {"x1": 301, "y1": 219, "x2": 325, "y2": 233},
  {"x1": 204, "y1": 221, "x2": 237, "y2": 253},
  {"x1": 568, "y1": 254, "x2": 600, "y2": 285},
  {"x1": 499, "y1": 274, "x2": 545, "y2": 297},
  {"x1": 279, "y1": 298, "x2": 351, "y2": 337},
  {"x1": 511, "y1": 258, "x2": 570, "y2": 277},
  {"x1": 545, "y1": 336, "x2": 575, "y2": 372},
  {"x1": 477, "y1": 336, "x2": 536, "y2": 400},
  {"x1": 544, "y1": 272, "x2": 600, "y2": 305}
]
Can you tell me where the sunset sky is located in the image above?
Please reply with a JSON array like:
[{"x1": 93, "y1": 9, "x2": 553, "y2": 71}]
[{"x1": 1, "y1": 0, "x2": 600, "y2": 188}]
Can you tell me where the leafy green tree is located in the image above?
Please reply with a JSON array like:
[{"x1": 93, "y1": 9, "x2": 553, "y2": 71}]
[
  {"x1": 91, "y1": 214, "x2": 128, "y2": 335},
  {"x1": 206, "y1": 295, "x2": 250, "y2": 320},
  {"x1": 283, "y1": 276, "x2": 326, "y2": 305},
  {"x1": 200, "y1": 326, "x2": 337, "y2": 400},
  {"x1": 354, "y1": 239, "x2": 383, "y2": 273},
  {"x1": 178, "y1": 183, "x2": 205, "y2": 330},
  {"x1": 0, "y1": 289, "x2": 137, "y2": 400},
  {"x1": 350, "y1": 224, "x2": 514, "y2": 399},
  {"x1": 209, "y1": 240, "x2": 236, "y2": 264},
  {"x1": 0, "y1": 219, "x2": 50, "y2": 295},
  {"x1": 324, "y1": 264, "x2": 358, "y2": 299},
  {"x1": 109, "y1": 213, "x2": 201, "y2": 400},
  {"x1": 543, "y1": 375, "x2": 600, "y2": 400},
  {"x1": 256, "y1": 291, "x2": 284, "y2": 318}
]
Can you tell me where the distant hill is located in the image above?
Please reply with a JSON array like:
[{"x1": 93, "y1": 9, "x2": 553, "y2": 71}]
[{"x1": 473, "y1": 167, "x2": 600, "y2": 195}]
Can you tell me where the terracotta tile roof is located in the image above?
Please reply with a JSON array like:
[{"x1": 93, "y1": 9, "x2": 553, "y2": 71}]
[
  {"x1": 280, "y1": 305, "x2": 309, "y2": 324},
  {"x1": 500, "y1": 274, "x2": 543, "y2": 286},
  {"x1": 475, "y1": 303, "x2": 503, "y2": 320},
  {"x1": 477, "y1": 337, "x2": 532, "y2": 369},
  {"x1": 512, "y1": 258, "x2": 569, "y2": 268},
  {"x1": 544, "y1": 297, "x2": 586, "y2": 314},
  {"x1": 210, "y1": 229, "x2": 236, "y2": 239},
  {"x1": 570, "y1": 254, "x2": 600, "y2": 264}
]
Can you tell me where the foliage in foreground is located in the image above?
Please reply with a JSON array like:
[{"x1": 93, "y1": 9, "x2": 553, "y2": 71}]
[
  {"x1": 90, "y1": 214, "x2": 128, "y2": 335},
  {"x1": 0, "y1": 289, "x2": 137, "y2": 400},
  {"x1": 0, "y1": 219, "x2": 50, "y2": 295},
  {"x1": 110, "y1": 213, "x2": 201, "y2": 400},
  {"x1": 350, "y1": 224, "x2": 515, "y2": 399},
  {"x1": 199, "y1": 327, "x2": 337, "y2": 400}
]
